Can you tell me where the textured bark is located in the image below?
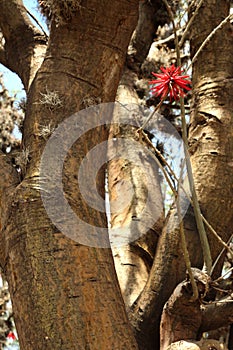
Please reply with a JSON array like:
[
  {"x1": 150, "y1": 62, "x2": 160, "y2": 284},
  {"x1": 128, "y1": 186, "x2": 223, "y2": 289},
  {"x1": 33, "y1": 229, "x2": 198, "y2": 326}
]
[
  {"x1": 109, "y1": 0, "x2": 171, "y2": 310},
  {"x1": 109, "y1": 68, "x2": 164, "y2": 307},
  {"x1": 130, "y1": 0, "x2": 168, "y2": 64},
  {"x1": 130, "y1": 206, "x2": 203, "y2": 350},
  {"x1": 131, "y1": 1, "x2": 233, "y2": 347},
  {"x1": 0, "y1": 0, "x2": 232, "y2": 349},
  {"x1": 160, "y1": 283, "x2": 201, "y2": 350},
  {"x1": 200, "y1": 296, "x2": 233, "y2": 333},
  {"x1": 0, "y1": 0, "x2": 47, "y2": 90},
  {"x1": 116, "y1": 3, "x2": 206, "y2": 348},
  {"x1": 0, "y1": 1, "x2": 140, "y2": 349},
  {"x1": 0, "y1": 151, "x2": 20, "y2": 263},
  {"x1": 160, "y1": 269, "x2": 210, "y2": 349},
  {"x1": 189, "y1": 0, "x2": 233, "y2": 273}
]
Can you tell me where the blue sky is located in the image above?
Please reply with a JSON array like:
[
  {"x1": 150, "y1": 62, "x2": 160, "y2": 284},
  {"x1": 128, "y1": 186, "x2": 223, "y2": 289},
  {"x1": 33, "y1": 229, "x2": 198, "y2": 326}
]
[{"x1": 0, "y1": 0, "x2": 47, "y2": 97}]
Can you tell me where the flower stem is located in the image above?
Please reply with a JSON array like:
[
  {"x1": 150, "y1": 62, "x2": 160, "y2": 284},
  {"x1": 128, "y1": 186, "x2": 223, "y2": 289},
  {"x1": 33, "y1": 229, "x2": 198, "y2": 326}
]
[
  {"x1": 180, "y1": 100, "x2": 212, "y2": 274},
  {"x1": 143, "y1": 129, "x2": 233, "y2": 261},
  {"x1": 139, "y1": 97, "x2": 165, "y2": 131},
  {"x1": 177, "y1": 171, "x2": 199, "y2": 301},
  {"x1": 163, "y1": 0, "x2": 212, "y2": 274}
]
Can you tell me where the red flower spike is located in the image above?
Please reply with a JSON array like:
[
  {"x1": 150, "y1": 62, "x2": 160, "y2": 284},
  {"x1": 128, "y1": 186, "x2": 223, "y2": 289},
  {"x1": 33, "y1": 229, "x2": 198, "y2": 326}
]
[
  {"x1": 149, "y1": 64, "x2": 191, "y2": 102},
  {"x1": 7, "y1": 332, "x2": 16, "y2": 340}
]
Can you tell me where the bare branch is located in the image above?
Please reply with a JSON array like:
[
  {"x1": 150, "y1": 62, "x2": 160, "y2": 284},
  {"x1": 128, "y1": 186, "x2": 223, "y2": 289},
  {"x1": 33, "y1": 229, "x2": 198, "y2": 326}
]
[
  {"x1": 153, "y1": 28, "x2": 183, "y2": 46},
  {"x1": 141, "y1": 130, "x2": 233, "y2": 263},
  {"x1": 130, "y1": 206, "x2": 203, "y2": 350},
  {"x1": 160, "y1": 276, "x2": 204, "y2": 350},
  {"x1": 187, "y1": 13, "x2": 233, "y2": 71},
  {"x1": 0, "y1": 0, "x2": 47, "y2": 90},
  {"x1": 200, "y1": 295, "x2": 233, "y2": 332},
  {"x1": 130, "y1": 0, "x2": 168, "y2": 64},
  {"x1": 24, "y1": 7, "x2": 48, "y2": 39},
  {"x1": 178, "y1": 0, "x2": 205, "y2": 48}
]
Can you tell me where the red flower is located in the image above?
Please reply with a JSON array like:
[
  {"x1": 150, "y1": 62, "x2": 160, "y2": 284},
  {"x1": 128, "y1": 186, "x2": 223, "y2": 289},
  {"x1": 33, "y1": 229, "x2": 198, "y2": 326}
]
[
  {"x1": 7, "y1": 332, "x2": 16, "y2": 341},
  {"x1": 149, "y1": 65, "x2": 191, "y2": 101}
]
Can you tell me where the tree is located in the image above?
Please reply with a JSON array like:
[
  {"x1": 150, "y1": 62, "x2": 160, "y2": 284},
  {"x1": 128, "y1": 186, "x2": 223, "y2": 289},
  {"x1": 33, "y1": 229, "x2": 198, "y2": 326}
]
[{"x1": 0, "y1": 1, "x2": 232, "y2": 350}]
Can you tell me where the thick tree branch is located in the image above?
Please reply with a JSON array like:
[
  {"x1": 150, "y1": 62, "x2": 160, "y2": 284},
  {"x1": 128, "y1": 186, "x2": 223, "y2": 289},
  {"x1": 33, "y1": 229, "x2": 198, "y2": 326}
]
[
  {"x1": 0, "y1": 0, "x2": 47, "y2": 90},
  {"x1": 130, "y1": 0, "x2": 168, "y2": 65},
  {"x1": 130, "y1": 205, "x2": 203, "y2": 350},
  {"x1": 160, "y1": 275, "x2": 204, "y2": 350},
  {"x1": 200, "y1": 295, "x2": 233, "y2": 332}
]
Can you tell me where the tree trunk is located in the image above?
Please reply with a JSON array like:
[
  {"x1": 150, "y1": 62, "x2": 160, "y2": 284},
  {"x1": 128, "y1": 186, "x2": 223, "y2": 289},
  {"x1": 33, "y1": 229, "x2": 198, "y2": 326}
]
[
  {"x1": 0, "y1": 1, "x2": 140, "y2": 349},
  {"x1": 189, "y1": 0, "x2": 233, "y2": 274}
]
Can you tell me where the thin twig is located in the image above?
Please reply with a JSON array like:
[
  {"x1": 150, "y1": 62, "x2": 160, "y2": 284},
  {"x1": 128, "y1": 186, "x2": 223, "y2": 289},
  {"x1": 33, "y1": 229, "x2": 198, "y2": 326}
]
[
  {"x1": 210, "y1": 234, "x2": 233, "y2": 276},
  {"x1": 202, "y1": 298, "x2": 233, "y2": 305},
  {"x1": 163, "y1": 0, "x2": 181, "y2": 64},
  {"x1": 140, "y1": 129, "x2": 199, "y2": 299},
  {"x1": 177, "y1": 164, "x2": 199, "y2": 301},
  {"x1": 179, "y1": 0, "x2": 205, "y2": 48},
  {"x1": 175, "y1": 0, "x2": 197, "y2": 28},
  {"x1": 141, "y1": 130, "x2": 233, "y2": 261},
  {"x1": 214, "y1": 265, "x2": 233, "y2": 283},
  {"x1": 154, "y1": 28, "x2": 183, "y2": 47},
  {"x1": 163, "y1": 0, "x2": 212, "y2": 274},
  {"x1": 139, "y1": 97, "x2": 165, "y2": 131},
  {"x1": 187, "y1": 13, "x2": 233, "y2": 72},
  {"x1": 139, "y1": 131, "x2": 177, "y2": 196},
  {"x1": 23, "y1": 5, "x2": 48, "y2": 39},
  {"x1": 202, "y1": 219, "x2": 233, "y2": 260}
]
